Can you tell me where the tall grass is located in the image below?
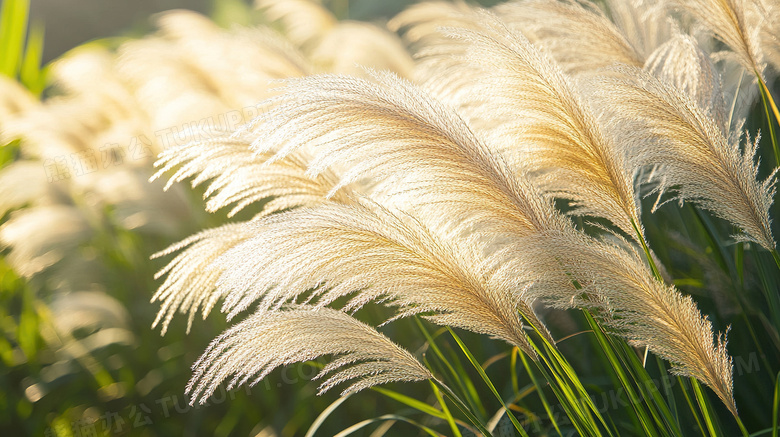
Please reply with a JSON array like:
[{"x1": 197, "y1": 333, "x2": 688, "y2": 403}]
[{"x1": 3, "y1": 0, "x2": 780, "y2": 436}]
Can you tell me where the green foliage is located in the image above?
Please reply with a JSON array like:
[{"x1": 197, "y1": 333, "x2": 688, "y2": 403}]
[{"x1": 0, "y1": 0, "x2": 46, "y2": 94}]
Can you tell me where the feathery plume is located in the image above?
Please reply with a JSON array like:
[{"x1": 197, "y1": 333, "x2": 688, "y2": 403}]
[
  {"x1": 0, "y1": 162, "x2": 57, "y2": 217},
  {"x1": 243, "y1": 71, "x2": 568, "y2": 242},
  {"x1": 595, "y1": 66, "x2": 776, "y2": 250},
  {"x1": 424, "y1": 12, "x2": 643, "y2": 239},
  {"x1": 187, "y1": 306, "x2": 433, "y2": 403},
  {"x1": 0, "y1": 205, "x2": 92, "y2": 277},
  {"x1": 308, "y1": 21, "x2": 416, "y2": 78},
  {"x1": 389, "y1": 1, "x2": 481, "y2": 50},
  {"x1": 0, "y1": 75, "x2": 38, "y2": 124},
  {"x1": 516, "y1": 231, "x2": 736, "y2": 414},
  {"x1": 644, "y1": 33, "x2": 728, "y2": 132},
  {"x1": 151, "y1": 223, "x2": 256, "y2": 335},
  {"x1": 256, "y1": 0, "x2": 337, "y2": 48},
  {"x1": 604, "y1": 0, "x2": 673, "y2": 61},
  {"x1": 151, "y1": 128, "x2": 349, "y2": 218},
  {"x1": 756, "y1": 0, "x2": 780, "y2": 74},
  {"x1": 494, "y1": 0, "x2": 645, "y2": 75},
  {"x1": 672, "y1": 0, "x2": 766, "y2": 78},
  {"x1": 257, "y1": 0, "x2": 414, "y2": 78},
  {"x1": 209, "y1": 199, "x2": 546, "y2": 354}
]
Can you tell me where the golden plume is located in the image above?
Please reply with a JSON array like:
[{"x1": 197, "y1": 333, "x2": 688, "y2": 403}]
[
  {"x1": 514, "y1": 231, "x2": 736, "y2": 414},
  {"x1": 418, "y1": 11, "x2": 643, "y2": 239},
  {"x1": 594, "y1": 66, "x2": 776, "y2": 250},
  {"x1": 211, "y1": 199, "x2": 547, "y2": 354},
  {"x1": 187, "y1": 306, "x2": 433, "y2": 403}
]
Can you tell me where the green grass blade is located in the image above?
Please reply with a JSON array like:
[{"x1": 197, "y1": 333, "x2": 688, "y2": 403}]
[
  {"x1": 433, "y1": 378, "x2": 493, "y2": 437},
  {"x1": 415, "y1": 318, "x2": 486, "y2": 418},
  {"x1": 430, "y1": 380, "x2": 462, "y2": 437},
  {"x1": 372, "y1": 387, "x2": 446, "y2": 420},
  {"x1": 678, "y1": 376, "x2": 707, "y2": 437},
  {"x1": 20, "y1": 20, "x2": 45, "y2": 95},
  {"x1": 0, "y1": 0, "x2": 29, "y2": 77},
  {"x1": 691, "y1": 378, "x2": 723, "y2": 437},
  {"x1": 333, "y1": 414, "x2": 440, "y2": 437},
  {"x1": 582, "y1": 312, "x2": 663, "y2": 437},
  {"x1": 758, "y1": 76, "x2": 780, "y2": 166},
  {"x1": 654, "y1": 357, "x2": 679, "y2": 425},
  {"x1": 448, "y1": 328, "x2": 530, "y2": 437},
  {"x1": 305, "y1": 394, "x2": 352, "y2": 437},
  {"x1": 518, "y1": 348, "x2": 563, "y2": 436}
]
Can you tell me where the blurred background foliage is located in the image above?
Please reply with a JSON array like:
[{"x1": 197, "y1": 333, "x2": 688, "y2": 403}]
[{"x1": 1, "y1": 0, "x2": 778, "y2": 436}]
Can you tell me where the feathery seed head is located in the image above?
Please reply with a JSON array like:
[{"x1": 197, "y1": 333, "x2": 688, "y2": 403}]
[{"x1": 187, "y1": 306, "x2": 433, "y2": 403}]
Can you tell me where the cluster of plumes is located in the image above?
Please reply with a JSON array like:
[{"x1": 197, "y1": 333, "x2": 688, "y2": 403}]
[
  {"x1": 146, "y1": 0, "x2": 780, "y2": 415},
  {"x1": 0, "y1": 0, "x2": 415, "y2": 402},
  {"x1": 5, "y1": 0, "x2": 776, "y2": 417}
]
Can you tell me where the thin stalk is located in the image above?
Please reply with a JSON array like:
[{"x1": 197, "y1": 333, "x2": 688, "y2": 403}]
[
  {"x1": 772, "y1": 249, "x2": 780, "y2": 272},
  {"x1": 447, "y1": 328, "x2": 530, "y2": 437},
  {"x1": 429, "y1": 380, "x2": 462, "y2": 437},
  {"x1": 755, "y1": 250, "x2": 780, "y2": 344},
  {"x1": 758, "y1": 76, "x2": 780, "y2": 166},
  {"x1": 433, "y1": 377, "x2": 493, "y2": 437},
  {"x1": 630, "y1": 218, "x2": 661, "y2": 280},
  {"x1": 691, "y1": 378, "x2": 724, "y2": 437},
  {"x1": 518, "y1": 350, "x2": 563, "y2": 437},
  {"x1": 773, "y1": 371, "x2": 780, "y2": 437},
  {"x1": 510, "y1": 347, "x2": 520, "y2": 394},
  {"x1": 734, "y1": 415, "x2": 750, "y2": 437}
]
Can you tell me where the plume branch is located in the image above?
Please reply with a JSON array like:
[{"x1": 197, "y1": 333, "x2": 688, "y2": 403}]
[
  {"x1": 494, "y1": 0, "x2": 646, "y2": 75},
  {"x1": 595, "y1": 66, "x2": 776, "y2": 250},
  {"x1": 243, "y1": 71, "x2": 568, "y2": 241},
  {"x1": 515, "y1": 232, "x2": 736, "y2": 414},
  {"x1": 428, "y1": 12, "x2": 642, "y2": 238},
  {"x1": 672, "y1": 0, "x2": 766, "y2": 78},
  {"x1": 151, "y1": 128, "x2": 349, "y2": 218},
  {"x1": 187, "y1": 306, "x2": 433, "y2": 403},
  {"x1": 151, "y1": 223, "x2": 255, "y2": 335},
  {"x1": 210, "y1": 199, "x2": 546, "y2": 355}
]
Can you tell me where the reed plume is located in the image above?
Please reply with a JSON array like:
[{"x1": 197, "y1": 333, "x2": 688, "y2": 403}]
[
  {"x1": 151, "y1": 223, "x2": 256, "y2": 335},
  {"x1": 672, "y1": 0, "x2": 767, "y2": 78},
  {"x1": 594, "y1": 66, "x2": 776, "y2": 250},
  {"x1": 257, "y1": 0, "x2": 415, "y2": 78},
  {"x1": 243, "y1": 71, "x2": 568, "y2": 242},
  {"x1": 0, "y1": 205, "x2": 92, "y2": 278},
  {"x1": 419, "y1": 12, "x2": 643, "y2": 239},
  {"x1": 494, "y1": 0, "x2": 646, "y2": 75},
  {"x1": 183, "y1": 199, "x2": 545, "y2": 354},
  {"x1": 514, "y1": 231, "x2": 736, "y2": 414},
  {"x1": 644, "y1": 33, "x2": 728, "y2": 132},
  {"x1": 757, "y1": 0, "x2": 780, "y2": 74},
  {"x1": 187, "y1": 306, "x2": 433, "y2": 403},
  {"x1": 152, "y1": 129, "x2": 349, "y2": 218}
]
